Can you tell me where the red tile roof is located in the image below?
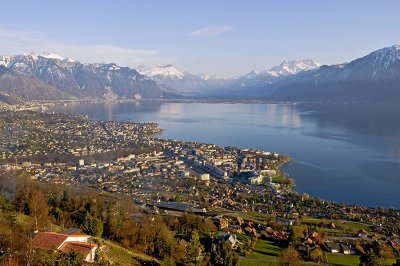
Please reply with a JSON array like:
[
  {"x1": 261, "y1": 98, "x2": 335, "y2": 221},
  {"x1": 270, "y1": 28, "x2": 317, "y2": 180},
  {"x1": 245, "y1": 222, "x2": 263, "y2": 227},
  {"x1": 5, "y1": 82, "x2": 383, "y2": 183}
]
[
  {"x1": 59, "y1": 241, "x2": 97, "y2": 257},
  {"x1": 32, "y1": 232, "x2": 69, "y2": 250}
]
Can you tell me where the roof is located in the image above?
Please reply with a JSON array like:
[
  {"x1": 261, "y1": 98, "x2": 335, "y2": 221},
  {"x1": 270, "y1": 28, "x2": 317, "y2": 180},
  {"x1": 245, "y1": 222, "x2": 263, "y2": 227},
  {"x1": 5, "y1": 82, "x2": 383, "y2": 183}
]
[
  {"x1": 340, "y1": 244, "x2": 353, "y2": 251},
  {"x1": 61, "y1": 228, "x2": 87, "y2": 236},
  {"x1": 59, "y1": 241, "x2": 97, "y2": 257},
  {"x1": 325, "y1": 242, "x2": 340, "y2": 250},
  {"x1": 155, "y1": 201, "x2": 206, "y2": 214},
  {"x1": 32, "y1": 232, "x2": 69, "y2": 250},
  {"x1": 217, "y1": 234, "x2": 237, "y2": 244}
]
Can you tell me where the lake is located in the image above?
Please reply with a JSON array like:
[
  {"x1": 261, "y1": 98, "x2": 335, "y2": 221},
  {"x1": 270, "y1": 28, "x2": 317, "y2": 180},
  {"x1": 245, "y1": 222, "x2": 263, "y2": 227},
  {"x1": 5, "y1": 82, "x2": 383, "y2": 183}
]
[{"x1": 49, "y1": 101, "x2": 400, "y2": 209}]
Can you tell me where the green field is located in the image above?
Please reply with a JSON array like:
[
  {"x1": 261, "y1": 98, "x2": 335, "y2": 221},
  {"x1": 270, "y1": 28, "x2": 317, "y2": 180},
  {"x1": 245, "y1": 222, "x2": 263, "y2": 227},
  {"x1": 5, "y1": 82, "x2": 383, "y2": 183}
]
[
  {"x1": 240, "y1": 239, "x2": 281, "y2": 266},
  {"x1": 300, "y1": 217, "x2": 370, "y2": 231},
  {"x1": 104, "y1": 240, "x2": 159, "y2": 265},
  {"x1": 326, "y1": 253, "x2": 396, "y2": 266},
  {"x1": 326, "y1": 253, "x2": 360, "y2": 266}
]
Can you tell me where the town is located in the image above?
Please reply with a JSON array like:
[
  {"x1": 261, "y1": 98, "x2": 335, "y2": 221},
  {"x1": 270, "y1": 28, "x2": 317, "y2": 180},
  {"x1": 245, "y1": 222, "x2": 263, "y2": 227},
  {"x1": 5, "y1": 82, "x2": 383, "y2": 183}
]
[{"x1": 0, "y1": 104, "x2": 399, "y2": 265}]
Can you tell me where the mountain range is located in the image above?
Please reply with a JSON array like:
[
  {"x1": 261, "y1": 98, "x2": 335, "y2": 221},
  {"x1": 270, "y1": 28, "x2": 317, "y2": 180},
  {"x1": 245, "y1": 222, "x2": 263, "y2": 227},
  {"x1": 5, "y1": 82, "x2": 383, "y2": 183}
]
[
  {"x1": 136, "y1": 59, "x2": 320, "y2": 97},
  {"x1": 0, "y1": 45, "x2": 399, "y2": 103},
  {"x1": 0, "y1": 53, "x2": 176, "y2": 101},
  {"x1": 136, "y1": 64, "x2": 235, "y2": 95},
  {"x1": 268, "y1": 45, "x2": 400, "y2": 102}
]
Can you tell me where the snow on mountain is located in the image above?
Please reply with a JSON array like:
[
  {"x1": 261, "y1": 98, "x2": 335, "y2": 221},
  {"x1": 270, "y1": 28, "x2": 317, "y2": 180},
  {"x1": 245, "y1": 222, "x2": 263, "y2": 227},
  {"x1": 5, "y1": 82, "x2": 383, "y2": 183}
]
[
  {"x1": 136, "y1": 64, "x2": 211, "y2": 93},
  {"x1": 353, "y1": 45, "x2": 400, "y2": 70},
  {"x1": 268, "y1": 44, "x2": 400, "y2": 102},
  {"x1": 137, "y1": 64, "x2": 185, "y2": 80},
  {"x1": 269, "y1": 59, "x2": 321, "y2": 76},
  {"x1": 232, "y1": 59, "x2": 320, "y2": 93},
  {"x1": 0, "y1": 53, "x2": 175, "y2": 100},
  {"x1": 39, "y1": 52, "x2": 65, "y2": 61},
  {"x1": 0, "y1": 55, "x2": 13, "y2": 67},
  {"x1": 245, "y1": 59, "x2": 321, "y2": 79}
]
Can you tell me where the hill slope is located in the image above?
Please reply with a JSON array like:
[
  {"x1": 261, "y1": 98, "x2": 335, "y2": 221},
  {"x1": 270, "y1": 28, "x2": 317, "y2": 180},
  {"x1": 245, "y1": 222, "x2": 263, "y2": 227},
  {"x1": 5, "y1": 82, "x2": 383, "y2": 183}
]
[
  {"x1": 0, "y1": 65, "x2": 71, "y2": 100},
  {"x1": 0, "y1": 53, "x2": 176, "y2": 100},
  {"x1": 269, "y1": 45, "x2": 400, "y2": 102}
]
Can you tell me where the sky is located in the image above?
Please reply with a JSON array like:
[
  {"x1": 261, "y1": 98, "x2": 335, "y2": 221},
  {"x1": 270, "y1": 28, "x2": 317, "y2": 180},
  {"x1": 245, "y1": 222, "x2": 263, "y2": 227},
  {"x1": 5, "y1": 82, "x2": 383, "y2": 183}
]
[{"x1": 0, "y1": 0, "x2": 399, "y2": 76}]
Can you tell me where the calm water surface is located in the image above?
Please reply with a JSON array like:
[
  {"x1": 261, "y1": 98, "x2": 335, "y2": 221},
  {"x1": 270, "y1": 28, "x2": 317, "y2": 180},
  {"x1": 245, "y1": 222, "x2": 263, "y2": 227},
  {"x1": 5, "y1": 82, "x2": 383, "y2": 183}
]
[{"x1": 50, "y1": 102, "x2": 400, "y2": 209}]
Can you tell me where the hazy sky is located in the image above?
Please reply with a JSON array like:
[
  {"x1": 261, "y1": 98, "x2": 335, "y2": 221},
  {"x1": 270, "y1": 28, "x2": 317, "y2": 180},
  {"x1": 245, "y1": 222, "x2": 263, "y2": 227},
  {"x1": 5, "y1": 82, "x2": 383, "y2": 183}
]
[{"x1": 1, "y1": 0, "x2": 399, "y2": 76}]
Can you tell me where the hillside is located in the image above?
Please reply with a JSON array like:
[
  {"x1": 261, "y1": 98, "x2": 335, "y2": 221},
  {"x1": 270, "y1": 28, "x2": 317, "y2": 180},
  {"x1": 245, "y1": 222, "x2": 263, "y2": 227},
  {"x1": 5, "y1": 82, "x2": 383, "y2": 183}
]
[
  {"x1": 0, "y1": 53, "x2": 177, "y2": 101},
  {"x1": 0, "y1": 66, "x2": 71, "y2": 100},
  {"x1": 268, "y1": 45, "x2": 400, "y2": 102}
]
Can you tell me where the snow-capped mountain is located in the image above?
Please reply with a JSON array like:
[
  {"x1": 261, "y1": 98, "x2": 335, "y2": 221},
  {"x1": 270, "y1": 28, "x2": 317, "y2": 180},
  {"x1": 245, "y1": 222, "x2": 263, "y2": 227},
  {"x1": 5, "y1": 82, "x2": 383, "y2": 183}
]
[
  {"x1": 269, "y1": 59, "x2": 321, "y2": 76},
  {"x1": 0, "y1": 53, "x2": 176, "y2": 100},
  {"x1": 242, "y1": 59, "x2": 320, "y2": 80},
  {"x1": 269, "y1": 45, "x2": 400, "y2": 102},
  {"x1": 137, "y1": 64, "x2": 185, "y2": 80},
  {"x1": 137, "y1": 64, "x2": 223, "y2": 94},
  {"x1": 206, "y1": 59, "x2": 321, "y2": 98},
  {"x1": 138, "y1": 60, "x2": 320, "y2": 96}
]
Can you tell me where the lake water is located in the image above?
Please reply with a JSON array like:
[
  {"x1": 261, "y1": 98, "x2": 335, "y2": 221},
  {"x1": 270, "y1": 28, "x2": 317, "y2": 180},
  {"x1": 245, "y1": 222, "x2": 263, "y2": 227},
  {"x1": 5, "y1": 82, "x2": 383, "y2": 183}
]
[{"x1": 49, "y1": 101, "x2": 400, "y2": 209}]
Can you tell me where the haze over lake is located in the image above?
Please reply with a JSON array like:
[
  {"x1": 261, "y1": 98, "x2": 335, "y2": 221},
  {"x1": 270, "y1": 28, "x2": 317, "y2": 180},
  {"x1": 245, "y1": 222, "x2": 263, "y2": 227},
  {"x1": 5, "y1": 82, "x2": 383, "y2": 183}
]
[{"x1": 50, "y1": 102, "x2": 400, "y2": 209}]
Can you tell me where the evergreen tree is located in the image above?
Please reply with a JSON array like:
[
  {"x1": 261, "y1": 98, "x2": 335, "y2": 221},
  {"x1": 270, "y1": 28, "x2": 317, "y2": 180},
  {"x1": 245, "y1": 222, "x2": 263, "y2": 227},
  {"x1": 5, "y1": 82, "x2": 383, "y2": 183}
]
[
  {"x1": 82, "y1": 212, "x2": 103, "y2": 237},
  {"x1": 185, "y1": 231, "x2": 204, "y2": 266},
  {"x1": 359, "y1": 249, "x2": 382, "y2": 266},
  {"x1": 211, "y1": 241, "x2": 239, "y2": 266}
]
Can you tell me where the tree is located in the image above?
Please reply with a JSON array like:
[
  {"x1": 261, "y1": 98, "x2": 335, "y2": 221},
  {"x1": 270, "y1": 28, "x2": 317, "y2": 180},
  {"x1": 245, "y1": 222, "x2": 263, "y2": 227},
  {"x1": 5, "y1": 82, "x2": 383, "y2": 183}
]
[
  {"x1": 202, "y1": 218, "x2": 217, "y2": 236},
  {"x1": 179, "y1": 212, "x2": 203, "y2": 237},
  {"x1": 59, "y1": 251, "x2": 85, "y2": 266},
  {"x1": 185, "y1": 231, "x2": 204, "y2": 266},
  {"x1": 160, "y1": 256, "x2": 176, "y2": 266},
  {"x1": 278, "y1": 246, "x2": 302, "y2": 266},
  {"x1": 82, "y1": 212, "x2": 103, "y2": 237},
  {"x1": 211, "y1": 241, "x2": 239, "y2": 266},
  {"x1": 91, "y1": 238, "x2": 109, "y2": 265},
  {"x1": 38, "y1": 249, "x2": 58, "y2": 265},
  {"x1": 287, "y1": 226, "x2": 303, "y2": 247},
  {"x1": 359, "y1": 249, "x2": 382, "y2": 266},
  {"x1": 29, "y1": 190, "x2": 49, "y2": 231},
  {"x1": 309, "y1": 246, "x2": 324, "y2": 263},
  {"x1": 153, "y1": 225, "x2": 176, "y2": 260},
  {"x1": 355, "y1": 241, "x2": 365, "y2": 254},
  {"x1": 102, "y1": 203, "x2": 114, "y2": 239},
  {"x1": 242, "y1": 238, "x2": 252, "y2": 257}
]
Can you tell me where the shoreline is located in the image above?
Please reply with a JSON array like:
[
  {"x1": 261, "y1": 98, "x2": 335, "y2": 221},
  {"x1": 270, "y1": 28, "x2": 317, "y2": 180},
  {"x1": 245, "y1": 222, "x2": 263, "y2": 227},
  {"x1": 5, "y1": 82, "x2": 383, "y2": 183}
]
[{"x1": 24, "y1": 101, "x2": 400, "y2": 210}]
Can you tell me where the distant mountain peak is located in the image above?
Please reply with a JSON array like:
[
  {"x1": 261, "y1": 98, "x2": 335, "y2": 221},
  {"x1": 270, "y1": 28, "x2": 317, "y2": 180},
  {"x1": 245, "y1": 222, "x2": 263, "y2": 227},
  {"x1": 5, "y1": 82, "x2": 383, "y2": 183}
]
[
  {"x1": 356, "y1": 44, "x2": 400, "y2": 70},
  {"x1": 40, "y1": 52, "x2": 65, "y2": 60},
  {"x1": 0, "y1": 53, "x2": 174, "y2": 100},
  {"x1": 244, "y1": 59, "x2": 320, "y2": 79},
  {"x1": 269, "y1": 59, "x2": 321, "y2": 76},
  {"x1": 137, "y1": 64, "x2": 185, "y2": 80}
]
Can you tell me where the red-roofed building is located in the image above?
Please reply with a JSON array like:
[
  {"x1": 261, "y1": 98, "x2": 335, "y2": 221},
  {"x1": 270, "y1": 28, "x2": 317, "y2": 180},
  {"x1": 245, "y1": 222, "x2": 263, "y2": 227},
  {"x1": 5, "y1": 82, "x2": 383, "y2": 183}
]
[
  {"x1": 32, "y1": 229, "x2": 97, "y2": 262},
  {"x1": 59, "y1": 241, "x2": 97, "y2": 262},
  {"x1": 32, "y1": 232, "x2": 69, "y2": 250}
]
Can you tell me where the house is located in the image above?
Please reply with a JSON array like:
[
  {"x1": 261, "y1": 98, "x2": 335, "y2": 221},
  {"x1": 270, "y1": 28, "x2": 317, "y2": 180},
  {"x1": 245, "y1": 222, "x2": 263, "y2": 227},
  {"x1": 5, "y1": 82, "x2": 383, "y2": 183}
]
[
  {"x1": 32, "y1": 230, "x2": 97, "y2": 263},
  {"x1": 216, "y1": 233, "x2": 242, "y2": 250},
  {"x1": 275, "y1": 217, "x2": 295, "y2": 226},
  {"x1": 324, "y1": 242, "x2": 340, "y2": 253},
  {"x1": 358, "y1": 229, "x2": 368, "y2": 239},
  {"x1": 340, "y1": 243, "x2": 357, "y2": 255}
]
